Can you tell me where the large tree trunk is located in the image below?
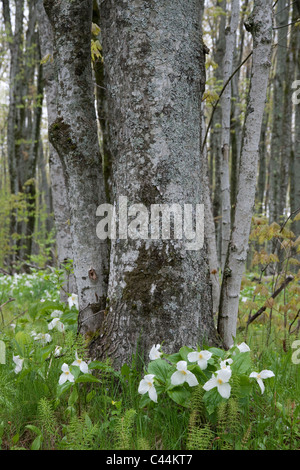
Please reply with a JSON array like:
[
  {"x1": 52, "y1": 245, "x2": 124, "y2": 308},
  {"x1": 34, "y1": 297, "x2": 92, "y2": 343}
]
[
  {"x1": 36, "y1": 0, "x2": 76, "y2": 299},
  {"x1": 93, "y1": 0, "x2": 219, "y2": 367},
  {"x1": 217, "y1": 0, "x2": 273, "y2": 349},
  {"x1": 43, "y1": 0, "x2": 109, "y2": 333}
]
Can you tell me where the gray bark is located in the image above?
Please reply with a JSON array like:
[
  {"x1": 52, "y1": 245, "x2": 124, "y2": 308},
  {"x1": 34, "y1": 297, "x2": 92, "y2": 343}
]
[
  {"x1": 93, "y1": 0, "x2": 219, "y2": 367},
  {"x1": 220, "y1": 0, "x2": 240, "y2": 271},
  {"x1": 36, "y1": 0, "x2": 77, "y2": 299},
  {"x1": 269, "y1": 0, "x2": 289, "y2": 224},
  {"x1": 211, "y1": 0, "x2": 227, "y2": 265},
  {"x1": 43, "y1": 0, "x2": 109, "y2": 332},
  {"x1": 291, "y1": 1, "x2": 300, "y2": 239},
  {"x1": 218, "y1": 0, "x2": 273, "y2": 348}
]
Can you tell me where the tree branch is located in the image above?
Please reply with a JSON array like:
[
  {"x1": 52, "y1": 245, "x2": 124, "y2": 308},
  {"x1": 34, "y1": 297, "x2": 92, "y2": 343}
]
[
  {"x1": 201, "y1": 51, "x2": 253, "y2": 152},
  {"x1": 246, "y1": 275, "x2": 294, "y2": 326}
]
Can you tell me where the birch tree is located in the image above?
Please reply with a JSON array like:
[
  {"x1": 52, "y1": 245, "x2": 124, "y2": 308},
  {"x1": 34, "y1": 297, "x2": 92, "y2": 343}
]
[
  {"x1": 218, "y1": 0, "x2": 273, "y2": 349},
  {"x1": 220, "y1": 0, "x2": 240, "y2": 271}
]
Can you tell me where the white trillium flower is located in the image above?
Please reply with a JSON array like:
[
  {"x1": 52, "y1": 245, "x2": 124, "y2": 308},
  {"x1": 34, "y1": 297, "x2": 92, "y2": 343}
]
[
  {"x1": 203, "y1": 368, "x2": 232, "y2": 399},
  {"x1": 59, "y1": 363, "x2": 75, "y2": 385},
  {"x1": 54, "y1": 346, "x2": 62, "y2": 357},
  {"x1": 48, "y1": 317, "x2": 65, "y2": 332},
  {"x1": 187, "y1": 350, "x2": 212, "y2": 370},
  {"x1": 219, "y1": 358, "x2": 233, "y2": 370},
  {"x1": 149, "y1": 344, "x2": 162, "y2": 360},
  {"x1": 72, "y1": 352, "x2": 89, "y2": 374},
  {"x1": 13, "y1": 355, "x2": 24, "y2": 374},
  {"x1": 237, "y1": 342, "x2": 251, "y2": 353},
  {"x1": 249, "y1": 370, "x2": 275, "y2": 394},
  {"x1": 68, "y1": 293, "x2": 79, "y2": 310},
  {"x1": 138, "y1": 374, "x2": 158, "y2": 403},
  {"x1": 34, "y1": 332, "x2": 52, "y2": 345},
  {"x1": 171, "y1": 361, "x2": 198, "y2": 387},
  {"x1": 50, "y1": 310, "x2": 63, "y2": 318}
]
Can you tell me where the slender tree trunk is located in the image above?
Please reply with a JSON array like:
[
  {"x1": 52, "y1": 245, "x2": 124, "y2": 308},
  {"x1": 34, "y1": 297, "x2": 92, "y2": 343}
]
[
  {"x1": 218, "y1": 0, "x2": 273, "y2": 349},
  {"x1": 203, "y1": 124, "x2": 220, "y2": 316},
  {"x1": 36, "y1": 0, "x2": 77, "y2": 299},
  {"x1": 291, "y1": 1, "x2": 300, "y2": 240},
  {"x1": 211, "y1": 0, "x2": 227, "y2": 266},
  {"x1": 269, "y1": 0, "x2": 289, "y2": 224},
  {"x1": 2, "y1": 0, "x2": 24, "y2": 267},
  {"x1": 256, "y1": 105, "x2": 269, "y2": 212},
  {"x1": 93, "y1": 0, "x2": 219, "y2": 367},
  {"x1": 220, "y1": 0, "x2": 240, "y2": 271},
  {"x1": 230, "y1": 0, "x2": 249, "y2": 221},
  {"x1": 43, "y1": 0, "x2": 109, "y2": 332}
]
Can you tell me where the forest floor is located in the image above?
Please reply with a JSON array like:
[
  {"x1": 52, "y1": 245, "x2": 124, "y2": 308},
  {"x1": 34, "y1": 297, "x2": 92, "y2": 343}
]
[{"x1": 0, "y1": 268, "x2": 299, "y2": 450}]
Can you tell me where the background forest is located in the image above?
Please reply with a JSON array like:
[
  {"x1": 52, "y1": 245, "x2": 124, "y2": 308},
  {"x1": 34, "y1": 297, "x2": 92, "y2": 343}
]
[{"x1": 0, "y1": 0, "x2": 299, "y2": 451}]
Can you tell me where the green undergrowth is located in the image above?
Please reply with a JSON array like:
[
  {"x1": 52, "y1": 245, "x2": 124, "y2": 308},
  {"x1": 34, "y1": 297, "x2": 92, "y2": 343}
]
[{"x1": 0, "y1": 268, "x2": 299, "y2": 450}]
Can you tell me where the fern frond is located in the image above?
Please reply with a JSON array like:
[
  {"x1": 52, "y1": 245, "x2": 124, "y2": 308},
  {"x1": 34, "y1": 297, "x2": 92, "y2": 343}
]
[
  {"x1": 37, "y1": 397, "x2": 59, "y2": 449},
  {"x1": 186, "y1": 424, "x2": 214, "y2": 450},
  {"x1": 114, "y1": 409, "x2": 136, "y2": 450},
  {"x1": 59, "y1": 413, "x2": 99, "y2": 450}
]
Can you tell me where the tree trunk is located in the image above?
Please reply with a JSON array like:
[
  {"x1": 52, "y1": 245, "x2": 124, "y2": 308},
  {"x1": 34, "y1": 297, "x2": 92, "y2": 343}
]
[
  {"x1": 291, "y1": 1, "x2": 300, "y2": 240},
  {"x1": 93, "y1": 0, "x2": 219, "y2": 367},
  {"x1": 218, "y1": 0, "x2": 273, "y2": 349},
  {"x1": 36, "y1": 0, "x2": 77, "y2": 299},
  {"x1": 269, "y1": 0, "x2": 289, "y2": 224},
  {"x1": 211, "y1": 0, "x2": 227, "y2": 266},
  {"x1": 220, "y1": 0, "x2": 240, "y2": 271},
  {"x1": 43, "y1": 0, "x2": 109, "y2": 333}
]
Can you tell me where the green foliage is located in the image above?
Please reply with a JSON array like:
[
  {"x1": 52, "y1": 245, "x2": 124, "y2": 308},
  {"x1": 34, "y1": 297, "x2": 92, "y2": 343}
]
[
  {"x1": 114, "y1": 409, "x2": 137, "y2": 450},
  {"x1": 186, "y1": 424, "x2": 214, "y2": 450},
  {"x1": 0, "y1": 270, "x2": 299, "y2": 450},
  {"x1": 60, "y1": 413, "x2": 99, "y2": 450}
]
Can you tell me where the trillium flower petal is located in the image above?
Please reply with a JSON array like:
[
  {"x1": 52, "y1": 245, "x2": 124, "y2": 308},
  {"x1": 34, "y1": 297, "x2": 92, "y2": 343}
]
[
  {"x1": 218, "y1": 382, "x2": 231, "y2": 399},
  {"x1": 186, "y1": 371, "x2": 198, "y2": 387},
  {"x1": 260, "y1": 370, "x2": 275, "y2": 379},
  {"x1": 257, "y1": 378, "x2": 265, "y2": 394},
  {"x1": 80, "y1": 361, "x2": 89, "y2": 374},
  {"x1": 61, "y1": 363, "x2": 70, "y2": 373},
  {"x1": 249, "y1": 372, "x2": 258, "y2": 378},
  {"x1": 203, "y1": 375, "x2": 218, "y2": 391},
  {"x1": 148, "y1": 385, "x2": 158, "y2": 403},
  {"x1": 149, "y1": 344, "x2": 162, "y2": 360},
  {"x1": 176, "y1": 360, "x2": 188, "y2": 372},
  {"x1": 187, "y1": 351, "x2": 199, "y2": 363},
  {"x1": 237, "y1": 342, "x2": 250, "y2": 353},
  {"x1": 202, "y1": 350, "x2": 213, "y2": 360},
  {"x1": 138, "y1": 379, "x2": 150, "y2": 394},
  {"x1": 217, "y1": 368, "x2": 232, "y2": 382},
  {"x1": 197, "y1": 358, "x2": 208, "y2": 370},
  {"x1": 59, "y1": 373, "x2": 67, "y2": 385},
  {"x1": 171, "y1": 370, "x2": 186, "y2": 386}
]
